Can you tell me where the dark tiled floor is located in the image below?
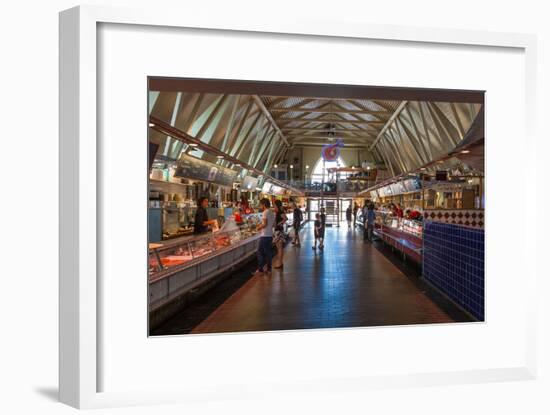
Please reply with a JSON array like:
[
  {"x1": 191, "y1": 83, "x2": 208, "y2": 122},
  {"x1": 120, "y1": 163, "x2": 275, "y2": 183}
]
[{"x1": 152, "y1": 223, "x2": 472, "y2": 336}]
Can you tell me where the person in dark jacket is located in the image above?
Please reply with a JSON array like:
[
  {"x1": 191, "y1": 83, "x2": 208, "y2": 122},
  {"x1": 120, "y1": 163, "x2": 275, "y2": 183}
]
[
  {"x1": 346, "y1": 205, "x2": 352, "y2": 228},
  {"x1": 319, "y1": 207, "x2": 326, "y2": 249},
  {"x1": 193, "y1": 197, "x2": 218, "y2": 234},
  {"x1": 291, "y1": 203, "x2": 303, "y2": 247},
  {"x1": 366, "y1": 203, "x2": 376, "y2": 242},
  {"x1": 312, "y1": 213, "x2": 325, "y2": 251}
]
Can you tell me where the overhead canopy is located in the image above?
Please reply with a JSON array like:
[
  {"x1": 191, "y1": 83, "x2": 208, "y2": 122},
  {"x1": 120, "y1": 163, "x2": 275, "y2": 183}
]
[{"x1": 148, "y1": 78, "x2": 483, "y2": 180}]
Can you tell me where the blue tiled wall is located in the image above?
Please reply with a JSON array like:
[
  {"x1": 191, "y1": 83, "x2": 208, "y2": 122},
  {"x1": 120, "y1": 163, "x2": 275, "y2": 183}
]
[{"x1": 423, "y1": 221, "x2": 485, "y2": 320}]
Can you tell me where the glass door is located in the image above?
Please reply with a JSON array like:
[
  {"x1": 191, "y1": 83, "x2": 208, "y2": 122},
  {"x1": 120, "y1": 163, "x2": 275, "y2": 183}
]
[{"x1": 307, "y1": 199, "x2": 319, "y2": 221}]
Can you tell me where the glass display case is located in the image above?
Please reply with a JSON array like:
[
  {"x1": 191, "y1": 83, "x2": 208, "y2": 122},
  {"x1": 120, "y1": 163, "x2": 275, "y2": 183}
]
[
  {"x1": 189, "y1": 235, "x2": 216, "y2": 259},
  {"x1": 372, "y1": 210, "x2": 423, "y2": 264},
  {"x1": 239, "y1": 213, "x2": 262, "y2": 238},
  {"x1": 148, "y1": 241, "x2": 194, "y2": 277},
  {"x1": 374, "y1": 211, "x2": 423, "y2": 239},
  {"x1": 401, "y1": 219, "x2": 423, "y2": 238},
  {"x1": 374, "y1": 210, "x2": 390, "y2": 226},
  {"x1": 148, "y1": 225, "x2": 260, "y2": 280}
]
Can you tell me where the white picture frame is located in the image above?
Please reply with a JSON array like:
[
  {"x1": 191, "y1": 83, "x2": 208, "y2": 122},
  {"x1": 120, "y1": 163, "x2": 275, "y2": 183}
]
[{"x1": 59, "y1": 4, "x2": 538, "y2": 409}]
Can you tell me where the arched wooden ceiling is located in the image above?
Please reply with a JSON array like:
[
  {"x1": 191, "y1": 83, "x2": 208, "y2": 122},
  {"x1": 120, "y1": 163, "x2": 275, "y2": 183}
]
[{"x1": 148, "y1": 78, "x2": 483, "y2": 178}]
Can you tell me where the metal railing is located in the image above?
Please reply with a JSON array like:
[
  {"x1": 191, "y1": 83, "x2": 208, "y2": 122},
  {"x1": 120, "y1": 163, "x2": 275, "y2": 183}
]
[{"x1": 280, "y1": 179, "x2": 375, "y2": 194}]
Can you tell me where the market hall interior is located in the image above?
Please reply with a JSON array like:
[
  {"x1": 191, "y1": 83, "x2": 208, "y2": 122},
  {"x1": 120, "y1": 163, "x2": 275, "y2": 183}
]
[{"x1": 147, "y1": 78, "x2": 485, "y2": 335}]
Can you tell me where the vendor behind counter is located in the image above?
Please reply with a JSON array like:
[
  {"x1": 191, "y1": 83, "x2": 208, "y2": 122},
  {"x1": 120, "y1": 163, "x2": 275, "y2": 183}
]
[{"x1": 194, "y1": 197, "x2": 219, "y2": 234}]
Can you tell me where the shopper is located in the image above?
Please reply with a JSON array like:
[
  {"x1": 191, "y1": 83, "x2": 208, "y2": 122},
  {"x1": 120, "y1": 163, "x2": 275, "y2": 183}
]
[
  {"x1": 366, "y1": 203, "x2": 376, "y2": 242},
  {"x1": 193, "y1": 197, "x2": 218, "y2": 234},
  {"x1": 362, "y1": 202, "x2": 369, "y2": 240},
  {"x1": 253, "y1": 198, "x2": 275, "y2": 276},
  {"x1": 353, "y1": 202, "x2": 359, "y2": 227},
  {"x1": 291, "y1": 202, "x2": 303, "y2": 247},
  {"x1": 319, "y1": 207, "x2": 326, "y2": 249},
  {"x1": 312, "y1": 213, "x2": 325, "y2": 251},
  {"x1": 346, "y1": 205, "x2": 352, "y2": 229},
  {"x1": 272, "y1": 200, "x2": 288, "y2": 269}
]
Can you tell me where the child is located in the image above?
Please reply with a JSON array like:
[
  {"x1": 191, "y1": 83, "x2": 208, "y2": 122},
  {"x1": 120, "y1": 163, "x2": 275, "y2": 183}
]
[{"x1": 313, "y1": 213, "x2": 325, "y2": 251}]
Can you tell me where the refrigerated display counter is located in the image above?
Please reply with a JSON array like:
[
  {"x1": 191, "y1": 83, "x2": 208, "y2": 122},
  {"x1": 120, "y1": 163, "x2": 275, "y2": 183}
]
[
  {"x1": 373, "y1": 211, "x2": 423, "y2": 263},
  {"x1": 148, "y1": 213, "x2": 262, "y2": 327}
]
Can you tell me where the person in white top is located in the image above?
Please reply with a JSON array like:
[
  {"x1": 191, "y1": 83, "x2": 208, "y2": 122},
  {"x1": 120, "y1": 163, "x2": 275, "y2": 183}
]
[{"x1": 253, "y1": 198, "x2": 275, "y2": 276}]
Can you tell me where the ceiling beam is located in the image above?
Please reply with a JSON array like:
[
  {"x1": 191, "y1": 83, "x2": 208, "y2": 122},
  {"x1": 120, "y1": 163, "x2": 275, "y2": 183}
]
[
  {"x1": 251, "y1": 95, "x2": 289, "y2": 146},
  {"x1": 270, "y1": 107, "x2": 390, "y2": 116},
  {"x1": 283, "y1": 127, "x2": 373, "y2": 134},
  {"x1": 195, "y1": 94, "x2": 228, "y2": 140},
  {"x1": 220, "y1": 95, "x2": 241, "y2": 152},
  {"x1": 287, "y1": 135, "x2": 374, "y2": 141},
  {"x1": 149, "y1": 116, "x2": 304, "y2": 195},
  {"x1": 292, "y1": 143, "x2": 368, "y2": 149},
  {"x1": 149, "y1": 78, "x2": 485, "y2": 103},
  {"x1": 266, "y1": 97, "x2": 289, "y2": 109},
  {"x1": 277, "y1": 117, "x2": 385, "y2": 126},
  {"x1": 292, "y1": 137, "x2": 371, "y2": 146},
  {"x1": 369, "y1": 101, "x2": 408, "y2": 150}
]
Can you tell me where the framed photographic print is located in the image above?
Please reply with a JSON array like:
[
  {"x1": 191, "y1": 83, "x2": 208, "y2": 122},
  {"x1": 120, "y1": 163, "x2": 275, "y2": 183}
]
[{"x1": 59, "y1": 4, "x2": 538, "y2": 409}]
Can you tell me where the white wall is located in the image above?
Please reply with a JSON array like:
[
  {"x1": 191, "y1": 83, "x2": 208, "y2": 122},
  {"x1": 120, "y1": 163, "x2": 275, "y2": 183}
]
[{"x1": 2, "y1": 1, "x2": 549, "y2": 415}]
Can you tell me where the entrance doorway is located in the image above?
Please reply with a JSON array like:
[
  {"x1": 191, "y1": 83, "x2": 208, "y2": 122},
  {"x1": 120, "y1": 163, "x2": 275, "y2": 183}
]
[{"x1": 306, "y1": 198, "x2": 353, "y2": 225}]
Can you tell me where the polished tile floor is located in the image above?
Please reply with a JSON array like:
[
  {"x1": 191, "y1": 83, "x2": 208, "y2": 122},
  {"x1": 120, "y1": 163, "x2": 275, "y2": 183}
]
[{"x1": 152, "y1": 223, "x2": 471, "y2": 336}]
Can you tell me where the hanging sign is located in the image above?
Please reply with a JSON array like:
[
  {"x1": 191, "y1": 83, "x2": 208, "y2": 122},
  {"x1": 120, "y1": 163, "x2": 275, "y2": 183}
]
[
  {"x1": 174, "y1": 154, "x2": 237, "y2": 187},
  {"x1": 321, "y1": 139, "x2": 344, "y2": 161},
  {"x1": 242, "y1": 176, "x2": 259, "y2": 190},
  {"x1": 261, "y1": 181, "x2": 273, "y2": 194}
]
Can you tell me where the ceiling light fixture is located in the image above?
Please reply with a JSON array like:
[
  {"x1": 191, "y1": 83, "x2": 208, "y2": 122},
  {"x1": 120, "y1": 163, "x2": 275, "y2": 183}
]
[
  {"x1": 148, "y1": 122, "x2": 155, "y2": 127},
  {"x1": 274, "y1": 164, "x2": 278, "y2": 168},
  {"x1": 460, "y1": 150, "x2": 471, "y2": 154},
  {"x1": 216, "y1": 155, "x2": 224, "y2": 159},
  {"x1": 188, "y1": 143, "x2": 198, "y2": 147}
]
